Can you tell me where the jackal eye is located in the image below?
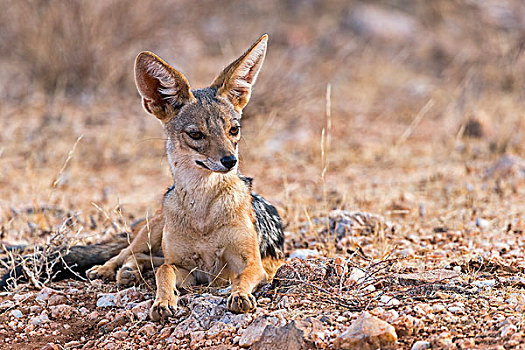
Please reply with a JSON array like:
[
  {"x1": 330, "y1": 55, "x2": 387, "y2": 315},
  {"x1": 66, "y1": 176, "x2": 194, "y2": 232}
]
[
  {"x1": 229, "y1": 126, "x2": 240, "y2": 136},
  {"x1": 187, "y1": 131, "x2": 204, "y2": 140}
]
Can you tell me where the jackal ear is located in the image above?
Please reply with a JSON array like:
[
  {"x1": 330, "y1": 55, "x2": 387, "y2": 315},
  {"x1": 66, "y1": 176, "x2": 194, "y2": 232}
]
[
  {"x1": 135, "y1": 52, "x2": 194, "y2": 122},
  {"x1": 211, "y1": 34, "x2": 268, "y2": 112}
]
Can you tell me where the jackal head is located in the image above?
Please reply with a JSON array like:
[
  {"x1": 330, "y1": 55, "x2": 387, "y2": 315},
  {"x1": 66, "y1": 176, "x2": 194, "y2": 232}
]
[{"x1": 134, "y1": 35, "x2": 267, "y2": 175}]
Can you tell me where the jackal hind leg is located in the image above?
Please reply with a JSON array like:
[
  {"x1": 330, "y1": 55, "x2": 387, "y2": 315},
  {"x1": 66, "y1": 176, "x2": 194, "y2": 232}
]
[
  {"x1": 116, "y1": 253, "x2": 164, "y2": 287},
  {"x1": 87, "y1": 213, "x2": 164, "y2": 281}
]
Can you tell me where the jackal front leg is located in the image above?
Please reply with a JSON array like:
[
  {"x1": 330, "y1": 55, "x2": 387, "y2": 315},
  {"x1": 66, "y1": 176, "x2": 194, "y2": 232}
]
[
  {"x1": 225, "y1": 228, "x2": 268, "y2": 314},
  {"x1": 150, "y1": 264, "x2": 195, "y2": 321}
]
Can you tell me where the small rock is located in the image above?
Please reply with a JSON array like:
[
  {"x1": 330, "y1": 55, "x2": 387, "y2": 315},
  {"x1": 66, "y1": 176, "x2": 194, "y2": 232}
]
[
  {"x1": 472, "y1": 279, "x2": 496, "y2": 288},
  {"x1": 88, "y1": 311, "x2": 99, "y2": 321},
  {"x1": 346, "y1": 268, "x2": 366, "y2": 286},
  {"x1": 413, "y1": 303, "x2": 432, "y2": 316},
  {"x1": 10, "y1": 309, "x2": 23, "y2": 318},
  {"x1": 430, "y1": 331, "x2": 453, "y2": 347},
  {"x1": 475, "y1": 218, "x2": 490, "y2": 232},
  {"x1": 239, "y1": 316, "x2": 280, "y2": 347},
  {"x1": 0, "y1": 300, "x2": 14, "y2": 311},
  {"x1": 138, "y1": 323, "x2": 157, "y2": 337},
  {"x1": 131, "y1": 300, "x2": 153, "y2": 321},
  {"x1": 289, "y1": 249, "x2": 320, "y2": 259},
  {"x1": 29, "y1": 305, "x2": 42, "y2": 314},
  {"x1": 462, "y1": 117, "x2": 485, "y2": 138},
  {"x1": 250, "y1": 320, "x2": 307, "y2": 350},
  {"x1": 158, "y1": 326, "x2": 174, "y2": 339},
  {"x1": 97, "y1": 319, "x2": 110, "y2": 328},
  {"x1": 47, "y1": 294, "x2": 67, "y2": 306},
  {"x1": 40, "y1": 344, "x2": 60, "y2": 350},
  {"x1": 447, "y1": 306, "x2": 464, "y2": 314},
  {"x1": 111, "y1": 330, "x2": 129, "y2": 340},
  {"x1": 64, "y1": 341, "x2": 81, "y2": 348},
  {"x1": 392, "y1": 315, "x2": 423, "y2": 337},
  {"x1": 13, "y1": 292, "x2": 33, "y2": 301},
  {"x1": 333, "y1": 311, "x2": 397, "y2": 350},
  {"x1": 190, "y1": 330, "x2": 206, "y2": 349},
  {"x1": 500, "y1": 322, "x2": 517, "y2": 337},
  {"x1": 456, "y1": 338, "x2": 476, "y2": 348},
  {"x1": 393, "y1": 269, "x2": 459, "y2": 285},
  {"x1": 485, "y1": 154, "x2": 525, "y2": 179},
  {"x1": 50, "y1": 304, "x2": 75, "y2": 319},
  {"x1": 36, "y1": 287, "x2": 59, "y2": 302},
  {"x1": 115, "y1": 287, "x2": 142, "y2": 307},
  {"x1": 432, "y1": 304, "x2": 446, "y2": 313},
  {"x1": 97, "y1": 293, "x2": 116, "y2": 308},
  {"x1": 30, "y1": 314, "x2": 49, "y2": 326},
  {"x1": 258, "y1": 297, "x2": 271, "y2": 305},
  {"x1": 411, "y1": 340, "x2": 431, "y2": 350},
  {"x1": 381, "y1": 310, "x2": 399, "y2": 323},
  {"x1": 380, "y1": 295, "x2": 400, "y2": 307}
]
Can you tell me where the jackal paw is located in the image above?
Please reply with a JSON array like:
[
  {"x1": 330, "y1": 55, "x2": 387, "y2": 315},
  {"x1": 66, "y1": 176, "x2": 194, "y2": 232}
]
[
  {"x1": 86, "y1": 265, "x2": 116, "y2": 281},
  {"x1": 150, "y1": 295, "x2": 178, "y2": 321},
  {"x1": 116, "y1": 266, "x2": 139, "y2": 287},
  {"x1": 227, "y1": 291, "x2": 257, "y2": 313}
]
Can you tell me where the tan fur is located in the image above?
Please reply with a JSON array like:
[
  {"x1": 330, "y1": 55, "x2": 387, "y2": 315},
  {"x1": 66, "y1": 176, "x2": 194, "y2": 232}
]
[{"x1": 87, "y1": 35, "x2": 282, "y2": 321}]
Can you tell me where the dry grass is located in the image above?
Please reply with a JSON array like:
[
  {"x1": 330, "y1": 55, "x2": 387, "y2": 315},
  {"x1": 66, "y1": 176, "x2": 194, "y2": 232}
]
[
  {"x1": 0, "y1": 0, "x2": 525, "y2": 347},
  {"x1": 0, "y1": 0, "x2": 523, "y2": 272}
]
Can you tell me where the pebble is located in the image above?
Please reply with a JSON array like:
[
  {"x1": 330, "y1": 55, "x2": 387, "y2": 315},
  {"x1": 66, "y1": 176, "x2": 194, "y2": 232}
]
[
  {"x1": 112, "y1": 330, "x2": 129, "y2": 340},
  {"x1": 413, "y1": 303, "x2": 432, "y2": 316},
  {"x1": 97, "y1": 293, "x2": 116, "y2": 308},
  {"x1": 347, "y1": 268, "x2": 366, "y2": 285},
  {"x1": 500, "y1": 322, "x2": 517, "y2": 337},
  {"x1": 289, "y1": 249, "x2": 320, "y2": 259},
  {"x1": 138, "y1": 323, "x2": 157, "y2": 337},
  {"x1": 239, "y1": 316, "x2": 279, "y2": 347},
  {"x1": 432, "y1": 304, "x2": 445, "y2": 313},
  {"x1": 10, "y1": 309, "x2": 23, "y2": 318},
  {"x1": 115, "y1": 287, "x2": 142, "y2": 307},
  {"x1": 258, "y1": 297, "x2": 271, "y2": 305},
  {"x1": 447, "y1": 306, "x2": 464, "y2": 314},
  {"x1": 131, "y1": 300, "x2": 153, "y2": 321},
  {"x1": 392, "y1": 315, "x2": 423, "y2": 337},
  {"x1": 380, "y1": 295, "x2": 400, "y2": 307},
  {"x1": 333, "y1": 311, "x2": 397, "y2": 350},
  {"x1": 36, "y1": 287, "x2": 58, "y2": 302},
  {"x1": 50, "y1": 304, "x2": 75, "y2": 319},
  {"x1": 471, "y1": 279, "x2": 496, "y2": 288},
  {"x1": 47, "y1": 294, "x2": 68, "y2": 306},
  {"x1": 411, "y1": 340, "x2": 431, "y2": 350},
  {"x1": 475, "y1": 218, "x2": 490, "y2": 231},
  {"x1": 0, "y1": 300, "x2": 14, "y2": 311},
  {"x1": 30, "y1": 314, "x2": 49, "y2": 326}
]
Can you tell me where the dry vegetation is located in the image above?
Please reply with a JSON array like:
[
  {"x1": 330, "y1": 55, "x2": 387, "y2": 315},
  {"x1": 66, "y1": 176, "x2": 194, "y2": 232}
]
[{"x1": 0, "y1": 0, "x2": 525, "y2": 349}]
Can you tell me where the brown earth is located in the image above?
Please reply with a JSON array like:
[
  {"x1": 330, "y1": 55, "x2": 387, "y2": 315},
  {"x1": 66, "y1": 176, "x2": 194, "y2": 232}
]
[{"x1": 1, "y1": 0, "x2": 525, "y2": 349}]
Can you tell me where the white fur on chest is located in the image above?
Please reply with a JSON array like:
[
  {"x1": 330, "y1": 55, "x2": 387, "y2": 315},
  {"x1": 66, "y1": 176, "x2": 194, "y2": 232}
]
[{"x1": 161, "y1": 166, "x2": 251, "y2": 283}]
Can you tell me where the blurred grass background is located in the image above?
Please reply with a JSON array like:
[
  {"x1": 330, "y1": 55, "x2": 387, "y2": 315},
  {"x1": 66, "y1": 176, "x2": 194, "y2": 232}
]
[{"x1": 0, "y1": 0, "x2": 524, "y2": 252}]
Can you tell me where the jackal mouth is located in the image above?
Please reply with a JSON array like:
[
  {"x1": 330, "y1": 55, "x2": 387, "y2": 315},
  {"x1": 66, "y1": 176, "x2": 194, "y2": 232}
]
[{"x1": 195, "y1": 160, "x2": 211, "y2": 170}]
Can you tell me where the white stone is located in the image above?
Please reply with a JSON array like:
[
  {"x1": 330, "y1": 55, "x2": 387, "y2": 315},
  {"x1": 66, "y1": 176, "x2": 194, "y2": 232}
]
[
  {"x1": 471, "y1": 279, "x2": 496, "y2": 288},
  {"x1": 412, "y1": 340, "x2": 431, "y2": 350},
  {"x1": 289, "y1": 249, "x2": 320, "y2": 259}
]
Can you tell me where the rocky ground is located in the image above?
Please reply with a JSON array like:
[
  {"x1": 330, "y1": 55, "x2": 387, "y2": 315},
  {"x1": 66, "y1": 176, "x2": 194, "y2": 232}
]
[
  {"x1": 2, "y1": 0, "x2": 525, "y2": 348},
  {"x1": 1, "y1": 188, "x2": 525, "y2": 349}
]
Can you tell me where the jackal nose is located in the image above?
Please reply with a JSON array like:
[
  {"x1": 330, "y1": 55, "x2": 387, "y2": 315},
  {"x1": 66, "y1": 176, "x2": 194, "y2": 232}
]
[{"x1": 220, "y1": 155, "x2": 237, "y2": 170}]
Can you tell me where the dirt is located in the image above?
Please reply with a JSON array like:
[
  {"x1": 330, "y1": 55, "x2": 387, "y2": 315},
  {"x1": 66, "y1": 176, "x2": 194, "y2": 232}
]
[{"x1": 1, "y1": 0, "x2": 525, "y2": 348}]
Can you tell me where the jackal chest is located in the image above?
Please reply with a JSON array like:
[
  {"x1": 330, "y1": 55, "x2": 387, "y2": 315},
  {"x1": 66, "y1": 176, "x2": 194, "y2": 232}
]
[{"x1": 163, "y1": 229, "x2": 230, "y2": 284}]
